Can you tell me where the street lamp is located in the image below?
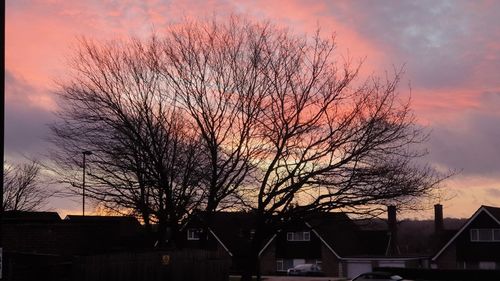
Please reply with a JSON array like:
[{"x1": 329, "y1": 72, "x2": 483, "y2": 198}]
[{"x1": 82, "y1": 150, "x2": 92, "y2": 216}]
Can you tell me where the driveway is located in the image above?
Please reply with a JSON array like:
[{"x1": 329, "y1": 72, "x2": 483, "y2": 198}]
[
  {"x1": 229, "y1": 275, "x2": 349, "y2": 281},
  {"x1": 262, "y1": 277, "x2": 348, "y2": 281}
]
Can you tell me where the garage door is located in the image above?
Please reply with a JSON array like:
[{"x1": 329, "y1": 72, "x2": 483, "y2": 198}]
[
  {"x1": 347, "y1": 261, "x2": 372, "y2": 279},
  {"x1": 378, "y1": 261, "x2": 405, "y2": 268}
]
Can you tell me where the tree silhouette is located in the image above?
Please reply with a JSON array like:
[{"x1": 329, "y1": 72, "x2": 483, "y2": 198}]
[
  {"x1": 159, "y1": 18, "x2": 445, "y2": 279},
  {"x1": 3, "y1": 160, "x2": 52, "y2": 211},
  {"x1": 50, "y1": 37, "x2": 207, "y2": 245},
  {"x1": 50, "y1": 17, "x2": 446, "y2": 262}
]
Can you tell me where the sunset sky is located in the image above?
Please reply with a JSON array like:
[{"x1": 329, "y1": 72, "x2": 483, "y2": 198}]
[{"x1": 5, "y1": 0, "x2": 500, "y2": 219}]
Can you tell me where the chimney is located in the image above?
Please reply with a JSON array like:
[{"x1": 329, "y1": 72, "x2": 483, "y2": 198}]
[
  {"x1": 388, "y1": 205, "x2": 397, "y2": 230},
  {"x1": 434, "y1": 204, "x2": 444, "y2": 235},
  {"x1": 386, "y1": 205, "x2": 399, "y2": 256}
]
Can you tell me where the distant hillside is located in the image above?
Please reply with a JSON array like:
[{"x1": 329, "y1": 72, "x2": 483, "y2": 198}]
[
  {"x1": 355, "y1": 218, "x2": 467, "y2": 232},
  {"x1": 355, "y1": 218, "x2": 467, "y2": 255},
  {"x1": 399, "y1": 218, "x2": 467, "y2": 233}
]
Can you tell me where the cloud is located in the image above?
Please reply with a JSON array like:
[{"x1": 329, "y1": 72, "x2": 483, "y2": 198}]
[
  {"x1": 5, "y1": 0, "x2": 500, "y2": 217},
  {"x1": 321, "y1": 1, "x2": 500, "y2": 90},
  {"x1": 5, "y1": 70, "x2": 56, "y2": 160},
  {"x1": 426, "y1": 92, "x2": 500, "y2": 176},
  {"x1": 486, "y1": 188, "x2": 500, "y2": 198}
]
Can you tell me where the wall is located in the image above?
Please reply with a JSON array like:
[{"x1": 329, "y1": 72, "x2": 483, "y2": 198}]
[
  {"x1": 259, "y1": 240, "x2": 277, "y2": 275},
  {"x1": 321, "y1": 243, "x2": 342, "y2": 277},
  {"x1": 455, "y1": 212, "x2": 500, "y2": 262}
]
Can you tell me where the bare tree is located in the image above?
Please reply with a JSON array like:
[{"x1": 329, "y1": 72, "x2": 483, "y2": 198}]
[
  {"x1": 51, "y1": 17, "x2": 446, "y2": 267},
  {"x1": 159, "y1": 17, "x2": 275, "y2": 238},
  {"x1": 50, "y1": 37, "x2": 207, "y2": 245},
  {"x1": 3, "y1": 160, "x2": 52, "y2": 211},
  {"x1": 158, "y1": 17, "x2": 445, "y2": 279}
]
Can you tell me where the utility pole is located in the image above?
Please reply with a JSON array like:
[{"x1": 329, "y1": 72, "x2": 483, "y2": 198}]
[
  {"x1": 82, "y1": 151, "x2": 92, "y2": 216},
  {"x1": 1, "y1": 3, "x2": 6, "y2": 279}
]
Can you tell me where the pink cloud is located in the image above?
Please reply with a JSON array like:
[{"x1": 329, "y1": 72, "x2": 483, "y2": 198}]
[
  {"x1": 6, "y1": 0, "x2": 500, "y2": 217},
  {"x1": 238, "y1": 0, "x2": 389, "y2": 73}
]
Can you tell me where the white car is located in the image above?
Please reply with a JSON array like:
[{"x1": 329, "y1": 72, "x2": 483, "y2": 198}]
[{"x1": 287, "y1": 263, "x2": 323, "y2": 276}]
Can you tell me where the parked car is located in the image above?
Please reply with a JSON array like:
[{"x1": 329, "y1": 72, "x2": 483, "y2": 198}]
[
  {"x1": 352, "y1": 271, "x2": 404, "y2": 281},
  {"x1": 287, "y1": 263, "x2": 323, "y2": 276}
]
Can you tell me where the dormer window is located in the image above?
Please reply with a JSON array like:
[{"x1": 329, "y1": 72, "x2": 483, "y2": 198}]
[
  {"x1": 470, "y1": 228, "x2": 500, "y2": 242},
  {"x1": 187, "y1": 228, "x2": 201, "y2": 240},
  {"x1": 287, "y1": 231, "x2": 311, "y2": 241}
]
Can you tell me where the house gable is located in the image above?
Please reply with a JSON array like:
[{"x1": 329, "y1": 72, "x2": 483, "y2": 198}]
[
  {"x1": 432, "y1": 205, "x2": 500, "y2": 261},
  {"x1": 307, "y1": 213, "x2": 373, "y2": 258},
  {"x1": 209, "y1": 228, "x2": 233, "y2": 257},
  {"x1": 181, "y1": 212, "x2": 274, "y2": 259},
  {"x1": 275, "y1": 224, "x2": 322, "y2": 259},
  {"x1": 306, "y1": 222, "x2": 342, "y2": 259}
]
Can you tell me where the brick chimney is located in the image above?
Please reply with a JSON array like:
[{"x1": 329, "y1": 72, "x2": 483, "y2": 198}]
[
  {"x1": 386, "y1": 205, "x2": 399, "y2": 256},
  {"x1": 434, "y1": 204, "x2": 444, "y2": 235}
]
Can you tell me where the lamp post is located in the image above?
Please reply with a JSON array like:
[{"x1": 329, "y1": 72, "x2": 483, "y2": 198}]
[{"x1": 82, "y1": 151, "x2": 92, "y2": 216}]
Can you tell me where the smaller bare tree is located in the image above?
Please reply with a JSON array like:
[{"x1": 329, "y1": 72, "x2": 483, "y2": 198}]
[
  {"x1": 49, "y1": 37, "x2": 208, "y2": 246},
  {"x1": 3, "y1": 160, "x2": 52, "y2": 211}
]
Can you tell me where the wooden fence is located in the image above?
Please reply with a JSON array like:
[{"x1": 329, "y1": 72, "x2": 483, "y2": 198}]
[
  {"x1": 4, "y1": 250, "x2": 231, "y2": 281},
  {"x1": 74, "y1": 250, "x2": 231, "y2": 281}
]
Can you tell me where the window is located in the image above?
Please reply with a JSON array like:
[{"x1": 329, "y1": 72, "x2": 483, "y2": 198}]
[
  {"x1": 470, "y1": 229, "x2": 500, "y2": 242},
  {"x1": 479, "y1": 229, "x2": 493, "y2": 241},
  {"x1": 276, "y1": 259, "x2": 294, "y2": 272},
  {"x1": 187, "y1": 228, "x2": 201, "y2": 240},
  {"x1": 295, "y1": 232, "x2": 304, "y2": 241},
  {"x1": 304, "y1": 231, "x2": 310, "y2": 241},
  {"x1": 315, "y1": 260, "x2": 322, "y2": 271},
  {"x1": 276, "y1": 259, "x2": 284, "y2": 271},
  {"x1": 286, "y1": 231, "x2": 311, "y2": 241},
  {"x1": 471, "y1": 229, "x2": 478, "y2": 241}
]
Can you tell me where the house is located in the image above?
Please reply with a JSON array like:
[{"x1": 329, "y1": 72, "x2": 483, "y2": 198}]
[
  {"x1": 180, "y1": 211, "x2": 341, "y2": 275},
  {"x1": 3, "y1": 211, "x2": 148, "y2": 255},
  {"x1": 181, "y1": 212, "x2": 262, "y2": 272},
  {"x1": 265, "y1": 212, "x2": 356, "y2": 276},
  {"x1": 262, "y1": 208, "x2": 436, "y2": 279},
  {"x1": 181, "y1": 211, "x2": 403, "y2": 277},
  {"x1": 432, "y1": 205, "x2": 500, "y2": 270},
  {"x1": 335, "y1": 204, "x2": 465, "y2": 278},
  {"x1": 3, "y1": 211, "x2": 234, "y2": 281},
  {"x1": 261, "y1": 211, "x2": 392, "y2": 277},
  {"x1": 181, "y1": 205, "x2": 462, "y2": 278}
]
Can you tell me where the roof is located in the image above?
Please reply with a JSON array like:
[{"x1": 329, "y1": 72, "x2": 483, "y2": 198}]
[
  {"x1": 3, "y1": 211, "x2": 61, "y2": 222},
  {"x1": 311, "y1": 214, "x2": 464, "y2": 258},
  {"x1": 185, "y1": 209, "x2": 468, "y2": 260},
  {"x1": 207, "y1": 212, "x2": 260, "y2": 257},
  {"x1": 483, "y1": 205, "x2": 500, "y2": 222},
  {"x1": 432, "y1": 205, "x2": 500, "y2": 261},
  {"x1": 184, "y1": 212, "x2": 261, "y2": 256},
  {"x1": 64, "y1": 215, "x2": 139, "y2": 225},
  {"x1": 395, "y1": 220, "x2": 461, "y2": 256},
  {"x1": 306, "y1": 212, "x2": 371, "y2": 257},
  {"x1": 194, "y1": 211, "x2": 425, "y2": 258},
  {"x1": 3, "y1": 213, "x2": 148, "y2": 255}
]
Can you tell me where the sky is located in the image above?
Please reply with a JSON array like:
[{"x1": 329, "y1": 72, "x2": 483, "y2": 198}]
[{"x1": 5, "y1": 0, "x2": 500, "y2": 219}]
